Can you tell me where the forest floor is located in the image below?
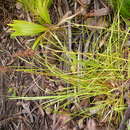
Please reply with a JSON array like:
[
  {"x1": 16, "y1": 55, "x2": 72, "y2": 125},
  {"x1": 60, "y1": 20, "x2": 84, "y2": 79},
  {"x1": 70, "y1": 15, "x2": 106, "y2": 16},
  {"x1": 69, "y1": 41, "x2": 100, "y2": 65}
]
[{"x1": 0, "y1": 0, "x2": 130, "y2": 130}]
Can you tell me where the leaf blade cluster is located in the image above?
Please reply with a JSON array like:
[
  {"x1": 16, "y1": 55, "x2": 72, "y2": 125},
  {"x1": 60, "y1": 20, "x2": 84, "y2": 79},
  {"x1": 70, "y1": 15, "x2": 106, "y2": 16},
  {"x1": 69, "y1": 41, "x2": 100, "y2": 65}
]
[{"x1": 8, "y1": 20, "x2": 48, "y2": 37}]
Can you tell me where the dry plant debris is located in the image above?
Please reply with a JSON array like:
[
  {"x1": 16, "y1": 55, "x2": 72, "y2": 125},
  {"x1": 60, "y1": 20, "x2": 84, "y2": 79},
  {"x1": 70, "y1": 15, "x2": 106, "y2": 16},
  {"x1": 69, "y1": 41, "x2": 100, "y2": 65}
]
[{"x1": 0, "y1": 0, "x2": 130, "y2": 130}]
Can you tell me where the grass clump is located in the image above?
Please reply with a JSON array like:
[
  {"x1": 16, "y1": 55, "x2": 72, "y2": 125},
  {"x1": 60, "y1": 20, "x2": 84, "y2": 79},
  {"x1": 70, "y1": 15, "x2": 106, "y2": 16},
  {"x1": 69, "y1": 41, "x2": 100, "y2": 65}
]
[
  {"x1": 10, "y1": 18, "x2": 130, "y2": 126},
  {"x1": 8, "y1": 0, "x2": 130, "y2": 127}
]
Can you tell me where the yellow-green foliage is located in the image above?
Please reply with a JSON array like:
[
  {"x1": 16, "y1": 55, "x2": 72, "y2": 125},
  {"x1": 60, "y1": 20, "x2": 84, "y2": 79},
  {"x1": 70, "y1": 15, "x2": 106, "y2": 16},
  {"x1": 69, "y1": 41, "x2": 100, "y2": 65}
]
[
  {"x1": 8, "y1": 0, "x2": 53, "y2": 48},
  {"x1": 8, "y1": 20, "x2": 48, "y2": 37},
  {"x1": 18, "y1": 0, "x2": 52, "y2": 23}
]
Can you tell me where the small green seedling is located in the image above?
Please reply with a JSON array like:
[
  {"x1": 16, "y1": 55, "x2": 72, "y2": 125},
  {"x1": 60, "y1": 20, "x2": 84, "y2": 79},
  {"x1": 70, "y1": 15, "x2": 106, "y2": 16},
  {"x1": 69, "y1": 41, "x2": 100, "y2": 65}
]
[{"x1": 8, "y1": 0, "x2": 53, "y2": 49}]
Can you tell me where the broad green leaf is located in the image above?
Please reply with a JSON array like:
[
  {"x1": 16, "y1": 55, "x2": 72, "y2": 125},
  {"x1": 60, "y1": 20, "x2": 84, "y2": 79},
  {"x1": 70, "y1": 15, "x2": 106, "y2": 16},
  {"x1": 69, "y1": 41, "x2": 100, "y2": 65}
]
[{"x1": 8, "y1": 20, "x2": 48, "y2": 37}]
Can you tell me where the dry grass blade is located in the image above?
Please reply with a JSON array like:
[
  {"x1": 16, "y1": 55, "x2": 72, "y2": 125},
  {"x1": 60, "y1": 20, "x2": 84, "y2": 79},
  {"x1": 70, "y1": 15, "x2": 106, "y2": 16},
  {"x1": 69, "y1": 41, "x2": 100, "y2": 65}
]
[
  {"x1": 0, "y1": 66, "x2": 13, "y2": 73},
  {"x1": 12, "y1": 49, "x2": 36, "y2": 57}
]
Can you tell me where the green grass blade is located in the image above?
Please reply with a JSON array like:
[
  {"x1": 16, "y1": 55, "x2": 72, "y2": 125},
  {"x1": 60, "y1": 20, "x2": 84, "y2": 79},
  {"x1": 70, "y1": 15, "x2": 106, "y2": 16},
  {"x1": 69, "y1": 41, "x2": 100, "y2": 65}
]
[
  {"x1": 18, "y1": 0, "x2": 52, "y2": 23},
  {"x1": 37, "y1": 0, "x2": 51, "y2": 24}
]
